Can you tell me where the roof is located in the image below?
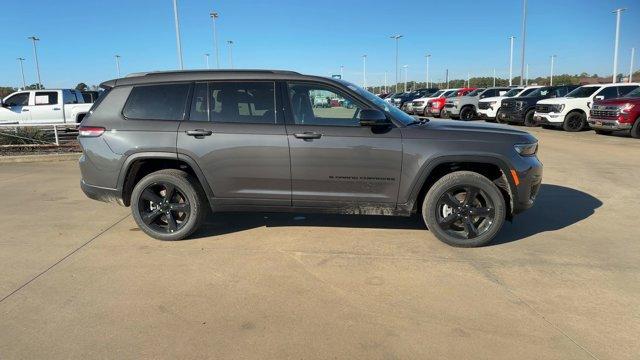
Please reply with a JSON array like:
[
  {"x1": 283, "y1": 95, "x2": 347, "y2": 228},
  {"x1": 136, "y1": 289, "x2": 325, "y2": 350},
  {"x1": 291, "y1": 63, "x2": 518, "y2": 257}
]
[{"x1": 100, "y1": 69, "x2": 329, "y2": 88}]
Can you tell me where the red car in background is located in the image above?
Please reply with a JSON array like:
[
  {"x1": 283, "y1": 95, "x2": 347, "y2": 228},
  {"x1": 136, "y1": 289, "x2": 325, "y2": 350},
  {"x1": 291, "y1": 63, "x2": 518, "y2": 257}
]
[
  {"x1": 588, "y1": 87, "x2": 640, "y2": 138},
  {"x1": 427, "y1": 88, "x2": 476, "y2": 118}
]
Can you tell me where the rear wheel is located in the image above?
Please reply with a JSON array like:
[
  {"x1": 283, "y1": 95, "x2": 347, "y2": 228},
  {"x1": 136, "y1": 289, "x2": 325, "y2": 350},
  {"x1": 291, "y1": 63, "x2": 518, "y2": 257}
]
[
  {"x1": 131, "y1": 169, "x2": 207, "y2": 241},
  {"x1": 422, "y1": 171, "x2": 506, "y2": 247},
  {"x1": 563, "y1": 112, "x2": 586, "y2": 132},
  {"x1": 460, "y1": 106, "x2": 475, "y2": 121},
  {"x1": 523, "y1": 109, "x2": 537, "y2": 127}
]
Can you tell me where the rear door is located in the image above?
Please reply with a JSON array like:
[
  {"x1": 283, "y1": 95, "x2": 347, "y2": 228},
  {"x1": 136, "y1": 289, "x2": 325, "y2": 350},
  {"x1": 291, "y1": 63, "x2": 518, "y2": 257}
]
[
  {"x1": 177, "y1": 80, "x2": 290, "y2": 207},
  {"x1": 284, "y1": 81, "x2": 402, "y2": 208},
  {"x1": 29, "y1": 91, "x2": 62, "y2": 123}
]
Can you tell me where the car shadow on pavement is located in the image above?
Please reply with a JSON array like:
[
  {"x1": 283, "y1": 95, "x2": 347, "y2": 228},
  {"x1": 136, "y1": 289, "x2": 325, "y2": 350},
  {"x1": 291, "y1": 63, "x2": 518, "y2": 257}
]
[
  {"x1": 191, "y1": 184, "x2": 601, "y2": 245},
  {"x1": 490, "y1": 184, "x2": 602, "y2": 245}
]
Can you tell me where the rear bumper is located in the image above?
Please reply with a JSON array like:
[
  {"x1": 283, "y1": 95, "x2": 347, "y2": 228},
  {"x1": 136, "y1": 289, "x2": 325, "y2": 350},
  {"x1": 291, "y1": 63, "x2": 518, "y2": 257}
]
[
  {"x1": 81, "y1": 180, "x2": 124, "y2": 206},
  {"x1": 588, "y1": 118, "x2": 633, "y2": 131}
]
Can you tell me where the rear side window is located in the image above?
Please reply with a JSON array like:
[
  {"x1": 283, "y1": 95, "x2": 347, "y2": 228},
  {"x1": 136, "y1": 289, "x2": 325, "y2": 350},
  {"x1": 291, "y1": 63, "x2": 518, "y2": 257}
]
[
  {"x1": 596, "y1": 87, "x2": 619, "y2": 100},
  {"x1": 35, "y1": 91, "x2": 58, "y2": 105},
  {"x1": 123, "y1": 83, "x2": 190, "y2": 121}
]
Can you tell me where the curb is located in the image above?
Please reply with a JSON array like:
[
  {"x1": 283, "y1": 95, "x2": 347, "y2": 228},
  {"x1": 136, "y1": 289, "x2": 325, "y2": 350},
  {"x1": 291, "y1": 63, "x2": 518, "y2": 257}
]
[{"x1": 0, "y1": 153, "x2": 81, "y2": 164}]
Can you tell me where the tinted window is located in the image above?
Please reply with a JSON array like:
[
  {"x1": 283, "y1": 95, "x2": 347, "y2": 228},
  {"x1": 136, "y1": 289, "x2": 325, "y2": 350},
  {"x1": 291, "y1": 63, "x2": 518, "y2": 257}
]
[
  {"x1": 123, "y1": 83, "x2": 190, "y2": 121},
  {"x1": 64, "y1": 91, "x2": 79, "y2": 104},
  {"x1": 4, "y1": 92, "x2": 29, "y2": 106},
  {"x1": 566, "y1": 86, "x2": 600, "y2": 98},
  {"x1": 595, "y1": 87, "x2": 619, "y2": 100},
  {"x1": 520, "y1": 88, "x2": 538, "y2": 96},
  {"x1": 189, "y1": 81, "x2": 276, "y2": 124},
  {"x1": 288, "y1": 83, "x2": 361, "y2": 126},
  {"x1": 623, "y1": 87, "x2": 640, "y2": 98},
  {"x1": 34, "y1": 91, "x2": 58, "y2": 105},
  {"x1": 616, "y1": 86, "x2": 639, "y2": 97}
]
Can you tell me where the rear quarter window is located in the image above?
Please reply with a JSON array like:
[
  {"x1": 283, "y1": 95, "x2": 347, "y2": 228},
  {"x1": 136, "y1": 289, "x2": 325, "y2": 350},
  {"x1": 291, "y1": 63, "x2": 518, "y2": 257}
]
[{"x1": 123, "y1": 83, "x2": 191, "y2": 121}]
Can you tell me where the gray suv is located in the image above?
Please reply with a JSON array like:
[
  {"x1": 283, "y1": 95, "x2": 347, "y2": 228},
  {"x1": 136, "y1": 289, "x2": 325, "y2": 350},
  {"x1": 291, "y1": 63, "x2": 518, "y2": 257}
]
[{"x1": 78, "y1": 70, "x2": 542, "y2": 247}]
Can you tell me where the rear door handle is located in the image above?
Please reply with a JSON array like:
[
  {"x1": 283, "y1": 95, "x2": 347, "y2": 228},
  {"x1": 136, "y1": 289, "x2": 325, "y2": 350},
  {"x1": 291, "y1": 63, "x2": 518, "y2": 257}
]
[
  {"x1": 293, "y1": 132, "x2": 322, "y2": 139},
  {"x1": 53, "y1": 107, "x2": 61, "y2": 110},
  {"x1": 185, "y1": 129, "x2": 213, "y2": 137}
]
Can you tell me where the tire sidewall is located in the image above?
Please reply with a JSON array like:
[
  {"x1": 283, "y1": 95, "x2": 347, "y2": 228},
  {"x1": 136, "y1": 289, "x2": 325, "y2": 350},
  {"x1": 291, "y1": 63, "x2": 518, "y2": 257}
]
[
  {"x1": 563, "y1": 112, "x2": 585, "y2": 132},
  {"x1": 422, "y1": 171, "x2": 506, "y2": 247},
  {"x1": 131, "y1": 171, "x2": 204, "y2": 241},
  {"x1": 460, "y1": 107, "x2": 474, "y2": 121},
  {"x1": 524, "y1": 109, "x2": 537, "y2": 127}
]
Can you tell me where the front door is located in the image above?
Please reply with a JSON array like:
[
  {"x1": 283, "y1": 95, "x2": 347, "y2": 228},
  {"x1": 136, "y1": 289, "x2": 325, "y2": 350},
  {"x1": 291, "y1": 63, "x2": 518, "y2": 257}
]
[
  {"x1": 177, "y1": 81, "x2": 291, "y2": 207},
  {"x1": 0, "y1": 92, "x2": 30, "y2": 123},
  {"x1": 284, "y1": 82, "x2": 403, "y2": 209}
]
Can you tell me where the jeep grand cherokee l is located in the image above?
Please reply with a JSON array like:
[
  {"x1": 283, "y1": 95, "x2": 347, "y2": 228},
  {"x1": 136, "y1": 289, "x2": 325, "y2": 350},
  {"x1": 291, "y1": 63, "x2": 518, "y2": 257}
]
[{"x1": 78, "y1": 70, "x2": 543, "y2": 247}]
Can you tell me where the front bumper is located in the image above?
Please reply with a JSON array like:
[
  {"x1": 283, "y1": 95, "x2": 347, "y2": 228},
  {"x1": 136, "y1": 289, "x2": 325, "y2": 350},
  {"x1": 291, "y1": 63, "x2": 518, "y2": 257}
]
[
  {"x1": 498, "y1": 109, "x2": 525, "y2": 123},
  {"x1": 428, "y1": 107, "x2": 443, "y2": 116},
  {"x1": 533, "y1": 112, "x2": 565, "y2": 124},
  {"x1": 443, "y1": 104, "x2": 460, "y2": 117},
  {"x1": 512, "y1": 156, "x2": 544, "y2": 214},
  {"x1": 588, "y1": 118, "x2": 633, "y2": 131},
  {"x1": 477, "y1": 108, "x2": 497, "y2": 119}
]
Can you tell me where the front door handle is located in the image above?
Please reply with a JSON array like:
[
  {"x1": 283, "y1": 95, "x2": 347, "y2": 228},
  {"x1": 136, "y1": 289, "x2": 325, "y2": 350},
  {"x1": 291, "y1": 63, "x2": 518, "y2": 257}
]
[
  {"x1": 186, "y1": 129, "x2": 213, "y2": 138},
  {"x1": 22, "y1": 109, "x2": 29, "y2": 112},
  {"x1": 52, "y1": 107, "x2": 61, "y2": 110},
  {"x1": 293, "y1": 132, "x2": 322, "y2": 139}
]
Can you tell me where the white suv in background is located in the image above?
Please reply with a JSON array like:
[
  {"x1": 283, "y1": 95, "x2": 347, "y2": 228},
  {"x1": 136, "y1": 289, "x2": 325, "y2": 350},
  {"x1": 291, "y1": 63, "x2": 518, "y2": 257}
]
[
  {"x1": 410, "y1": 89, "x2": 446, "y2": 116},
  {"x1": 477, "y1": 86, "x2": 541, "y2": 122},
  {"x1": 534, "y1": 83, "x2": 639, "y2": 132}
]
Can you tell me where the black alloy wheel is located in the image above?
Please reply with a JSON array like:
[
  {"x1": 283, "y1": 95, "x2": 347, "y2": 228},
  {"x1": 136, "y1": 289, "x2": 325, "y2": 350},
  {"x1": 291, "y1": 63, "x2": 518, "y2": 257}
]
[
  {"x1": 435, "y1": 186, "x2": 495, "y2": 240},
  {"x1": 138, "y1": 182, "x2": 191, "y2": 234},
  {"x1": 563, "y1": 112, "x2": 586, "y2": 132},
  {"x1": 460, "y1": 107, "x2": 475, "y2": 121}
]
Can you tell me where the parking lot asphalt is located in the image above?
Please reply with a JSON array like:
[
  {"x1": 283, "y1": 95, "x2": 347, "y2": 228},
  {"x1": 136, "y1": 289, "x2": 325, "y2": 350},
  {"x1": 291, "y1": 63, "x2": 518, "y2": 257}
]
[{"x1": 1, "y1": 124, "x2": 639, "y2": 359}]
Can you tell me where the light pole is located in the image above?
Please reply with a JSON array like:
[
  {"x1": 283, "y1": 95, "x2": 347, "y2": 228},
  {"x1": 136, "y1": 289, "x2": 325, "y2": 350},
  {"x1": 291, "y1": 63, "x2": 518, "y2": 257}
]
[
  {"x1": 362, "y1": 54, "x2": 367, "y2": 89},
  {"x1": 27, "y1": 36, "x2": 42, "y2": 89},
  {"x1": 210, "y1": 11, "x2": 220, "y2": 69},
  {"x1": 227, "y1": 40, "x2": 234, "y2": 68},
  {"x1": 390, "y1": 35, "x2": 403, "y2": 93},
  {"x1": 204, "y1": 53, "x2": 210, "y2": 69},
  {"x1": 115, "y1": 55, "x2": 121, "y2": 77},
  {"x1": 612, "y1": 8, "x2": 626, "y2": 83},
  {"x1": 403, "y1": 65, "x2": 408, "y2": 92},
  {"x1": 519, "y1": 0, "x2": 528, "y2": 86},
  {"x1": 340, "y1": 65, "x2": 344, "y2": 79},
  {"x1": 467, "y1": 72, "x2": 470, "y2": 87},
  {"x1": 550, "y1": 55, "x2": 556, "y2": 85},
  {"x1": 445, "y1": 69, "x2": 449, "y2": 88},
  {"x1": 384, "y1": 71, "x2": 387, "y2": 93},
  {"x1": 508, "y1": 36, "x2": 515, "y2": 86},
  {"x1": 16, "y1": 57, "x2": 26, "y2": 89},
  {"x1": 630, "y1": 47, "x2": 636, "y2": 83},
  {"x1": 526, "y1": 64, "x2": 529, "y2": 85},
  {"x1": 425, "y1": 54, "x2": 431, "y2": 88},
  {"x1": 172, "y1": 0, "x2": 184, "y2": 70},
  {"x1": 493, "y1": 68, "x2": 496, "y2": 87}
]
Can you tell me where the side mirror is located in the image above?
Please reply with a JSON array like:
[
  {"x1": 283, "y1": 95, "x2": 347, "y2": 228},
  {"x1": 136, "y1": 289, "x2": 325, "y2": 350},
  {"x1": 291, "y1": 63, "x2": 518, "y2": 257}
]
[
  {"x1": 0, "y1": 99, "x2": 6, "y2": 107},
  {"x1": 595, "y1": 95, "x2": 605, "y2": 100},
  {"x1": 358, "y1": 109, "x2": 389, "y2": 127}
]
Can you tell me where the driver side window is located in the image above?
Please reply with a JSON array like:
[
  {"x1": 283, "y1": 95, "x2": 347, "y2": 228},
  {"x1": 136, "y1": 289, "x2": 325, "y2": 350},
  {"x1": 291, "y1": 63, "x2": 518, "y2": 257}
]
[
  {"x1": 287, "y1": 83, "x2": 361, "y2": 126},
  {"x1": 5, "y1": 93, "x2": 29, "y2": 107}
]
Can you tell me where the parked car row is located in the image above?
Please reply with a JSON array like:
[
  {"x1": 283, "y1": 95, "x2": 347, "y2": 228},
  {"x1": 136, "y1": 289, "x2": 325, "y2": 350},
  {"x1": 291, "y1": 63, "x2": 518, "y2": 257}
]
[{"x1": 396, "y1": 82, "x2": 640, "y2": 139}]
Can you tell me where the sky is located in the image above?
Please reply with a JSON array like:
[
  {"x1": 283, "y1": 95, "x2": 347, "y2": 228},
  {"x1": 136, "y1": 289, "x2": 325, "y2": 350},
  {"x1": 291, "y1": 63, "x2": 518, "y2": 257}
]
[{"x1": 1, "y1": 0, "x2": 639, "y2": 89}]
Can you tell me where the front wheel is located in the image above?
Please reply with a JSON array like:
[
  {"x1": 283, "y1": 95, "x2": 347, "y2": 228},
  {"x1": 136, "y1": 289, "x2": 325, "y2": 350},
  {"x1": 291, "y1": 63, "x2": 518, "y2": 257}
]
[
  {"x1": 495, "y1": 108, "x2": 506, "y2": 124},
  {"x1": 131, "y1": 169, "x2": 207, "y2": 241},
  {"x1": 563, "y1": 112, "x2": 586, "y2": 132},
  {"x1": 631, "y1": 119, "x2": 640, "y2": 139},
  {"x1": 422, "y1": 171, "x2": 506, "y2": 247},
  {"x1": 459, "y1": 106, "x2": 475, "y2": 121},
  {"x1": 524, "y1": 109, "x2": 538, "y2": 127}
]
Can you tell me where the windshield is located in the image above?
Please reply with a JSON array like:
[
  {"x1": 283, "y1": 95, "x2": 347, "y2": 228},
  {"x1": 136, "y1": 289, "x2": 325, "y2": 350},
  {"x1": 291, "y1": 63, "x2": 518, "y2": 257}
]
[
  {"x1": 519, "y1": 88, "x2": 538, "y2": 97},
  {"x1": 566, "y1": 86, "x2": 600, "y2": 98},
  {"x1": 466, "y1": 89, "x2": 483, "y2": 96},
  {"x1": 504, "y1": 88, "x2": 523, "y2": 97},
  {"x1": 526, "y1": 87, "x2": 553, "y2": 97},
  {"x1": 343, "y1": 81, "x2": 416, "y2": 125},
  {"x1": 427, "y1": 90, "x2": 444, "y2": 98},
  {"x1": 623, "y1": 87, "x2": 640, "y2": 98},
  {"x1": 445, "y1": 91, "x2": 460, "y2": 98}
]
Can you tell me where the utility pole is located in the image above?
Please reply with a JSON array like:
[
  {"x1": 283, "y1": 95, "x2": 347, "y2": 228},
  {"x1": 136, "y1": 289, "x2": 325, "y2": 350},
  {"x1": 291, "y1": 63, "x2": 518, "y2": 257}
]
[
  {"x1": 403, "y1": 65, "x2": 408, "y2": 92},
  {"x1": 227, "y1": 40, "x2": 234, "y2": 68},
  {"x1": 425, "y1": 54, "x2": 431, "y2": 88},
  {"x1": 27, "y1": 36, "x2": 42, "y2": 89},
  {"x1": 210, "y1": 11, "x2": 220, "y2": 69},
  {"x1": 172, "y1": 0, "x2": 184, "y2": 70},
  {"x1": 526, "y1": 64, "x2": 529, "y2": 85},
  {"x1": 493, "y1": 68, "x2": 496, "y2": 87},
  {"x1": 390, "y1": 35, "x2": 403, "y2": 93},
  {"x1": 508, "y1": 36, "x2": 515, "y2": 86},
  {"x1": 384, "y1": 71, "x2": 387, "y2": 93},
  {"x1": 115, "y1": 55, "x2": 121, "y2": 77},
  {"x1": 612, "y1": 8, "x2": 625, "y2": 83},
  {"x1": 362, "y1": 54, "x2": 367, "y2": 89},
  {"x1": 16, "y1": 57, "x2": 26, "y2": 89},
  {"x1": 550, "y1": 55, "x2": 556, "y2": 85},
  {"x1": 519, "y1": 0, "x2": 528, "y2": 86},
  {"x1": 630, "y1": 48, "x2": 636, "y2": 83},
  {"x1": 445, "y1": 69, "x2": 449, "y2": 88},
  {"x1": 340, "y1": 65, "x2": 344, "y2": 79},
  {"x1": 204, "y1": 53, "x2": 210, "y2": 69}
]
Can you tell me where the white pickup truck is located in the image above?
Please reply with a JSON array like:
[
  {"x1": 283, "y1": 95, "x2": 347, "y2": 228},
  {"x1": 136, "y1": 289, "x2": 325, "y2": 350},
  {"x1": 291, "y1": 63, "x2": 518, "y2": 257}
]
[{"x1": 0, "y1": 89, "x2": 93, "y2": 124}]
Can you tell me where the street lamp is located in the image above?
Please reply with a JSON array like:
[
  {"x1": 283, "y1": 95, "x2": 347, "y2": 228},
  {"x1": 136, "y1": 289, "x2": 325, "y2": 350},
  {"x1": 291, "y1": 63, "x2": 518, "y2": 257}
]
[
  {"x1": 519, "y1": 0, "x2": 528, "y2": 86},
  {"x1": 550, "y1": 55, "x2": 557, "y2": 85},
  {"x1": 630, "y1": 48, "x2": 636, "y2": 83},
  {"x1": 612, "y1": 8, "x2": 626, "y2": 83},
  {"x1": 526, "y1": 64, "x2": 529, "y2": 85},
  {"x1": 390, "y1": 34, "x2": 403, "y2": 93},
  {"x1": 16, "y1": 57, "x2": 26, "y2": 89},
  {"x1": 403, "y1": 64, "x2": 408, "y2": 92},
  {"x1": 425, "y1": 54, "x2": 431, "y2": 88},
  {"x1": 210, "y1": 11, "x2": 220, "y2": 69},
  {"x1": 227, "y1": 40, "x2": 234, "y2": 69},
  {"x1": 27, "y1": 36, "x2": 42, "y2": 89},
  {"x1": 340, "y1": 65, "x2": 344, "y2": 79},
  {"x1": 384, "y1": 71, "x2": 387, "y2": 93},
  {"x1": 508, "y1": 36, "x2": 515, "y2": 86},
  {"x1": 493, "y1": 68, "x2": 496, "y2": 87},
  {"x1": 362, "y1": 54, "x2": 367, "y2": 89},
  {"x1": 204, "y1": 53, "x2": 210, "y2": 69},
  {"x1": 115, "y1": 55, "x2": 121, "y2": 77},
  {"x1": 172, "y1": 0, "x2": 184, "y2": 70}
]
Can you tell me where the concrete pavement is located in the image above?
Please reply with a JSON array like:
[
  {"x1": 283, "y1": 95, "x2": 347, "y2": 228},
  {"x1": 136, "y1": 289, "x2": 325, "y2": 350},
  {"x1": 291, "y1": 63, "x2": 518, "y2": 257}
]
[{"x1": 0, "y1": 126, "x2": 638, "y2": 359}]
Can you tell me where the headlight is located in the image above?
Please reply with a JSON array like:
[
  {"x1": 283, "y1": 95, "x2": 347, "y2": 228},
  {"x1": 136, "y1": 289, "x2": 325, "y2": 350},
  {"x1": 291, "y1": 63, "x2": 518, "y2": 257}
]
[
  {"x1": 453, "y1": 100, "x2": 459, "y2": 106},
  {"x1": 490, "y1": 101, "x2": 497, "y2": 107},
  {"x1": 514, "y1": 142, "x2": 538, "y2": 156},
  {"x1": 414, "y1": 101, "x2": 424, "y2": 106},
  {"x1": 553, "y1": 104, "x2": 565, "y2": 112},
  {"x1": 620, "y1": 103, "x2": 635, "y2": 114}
]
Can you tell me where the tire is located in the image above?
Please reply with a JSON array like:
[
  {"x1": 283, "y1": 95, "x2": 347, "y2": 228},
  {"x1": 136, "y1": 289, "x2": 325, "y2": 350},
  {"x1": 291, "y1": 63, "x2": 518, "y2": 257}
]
[
  {"x1": 423, "y1": 108, "x2": 430, "y2": 117},
  {"x1": 631, "y1": 119, "x2": 640, "y2": 139},
  {"x1": 131, "y1": 169, "x2": 207, "y2": 241},
  {"x1": 459, "y1": 106, "x2": 475, "y2": 121},
  {"x1": 495, "y1": 108, "x2": 506, "y2": 124},
  {"x1": 562, "y1": 112, "x2": 586, "y2": 132},
  {"x1": 594, "y1": 129, "x2": 612, "y2": 135},
  {"x1": 523, "y1": 109, "x2": 537, "y2": 127},
  {"x1": 422, "y1": 171, "x2": 506, "y2": 247}
]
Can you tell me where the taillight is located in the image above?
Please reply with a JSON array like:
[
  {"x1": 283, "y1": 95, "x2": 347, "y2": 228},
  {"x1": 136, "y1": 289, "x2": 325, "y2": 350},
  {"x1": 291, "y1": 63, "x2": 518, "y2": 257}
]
[{"x1": 78, "y1": 126, "x2": 105, "y2": 137}]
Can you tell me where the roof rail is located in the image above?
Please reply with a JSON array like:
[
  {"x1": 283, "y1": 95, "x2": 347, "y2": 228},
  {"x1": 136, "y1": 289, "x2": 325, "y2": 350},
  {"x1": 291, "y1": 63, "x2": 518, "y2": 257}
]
[{"x1": 125, "y1": 69, "x2": 301, "y2": 78}]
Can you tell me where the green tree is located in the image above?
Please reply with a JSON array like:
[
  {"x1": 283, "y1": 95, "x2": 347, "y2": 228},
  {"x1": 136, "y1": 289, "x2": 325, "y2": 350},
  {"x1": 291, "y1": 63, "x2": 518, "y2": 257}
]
[
  {"x1": 25, "y1": 83, "x2": 44, "y2": 90},
  {"x1": 75, "y1": 82, "x2": 88, "y2": 91}
]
